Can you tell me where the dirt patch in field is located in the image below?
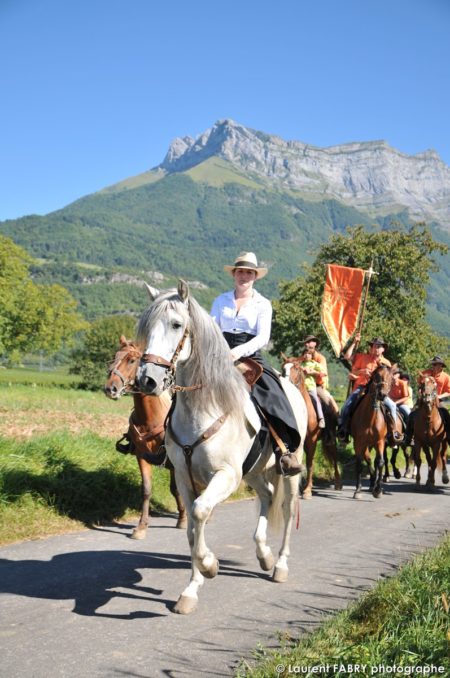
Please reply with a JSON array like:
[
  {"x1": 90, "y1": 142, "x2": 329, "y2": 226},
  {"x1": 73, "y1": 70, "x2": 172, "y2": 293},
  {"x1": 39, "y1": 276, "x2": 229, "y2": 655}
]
[{"x1": 0, "y1": 408, "x2": 128, "y2": 440}]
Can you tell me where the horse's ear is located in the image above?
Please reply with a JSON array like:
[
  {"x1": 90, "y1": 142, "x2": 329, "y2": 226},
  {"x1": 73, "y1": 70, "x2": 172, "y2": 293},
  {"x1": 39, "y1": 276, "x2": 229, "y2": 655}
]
[
  {"x1": 178, "y1": 279, "x2": 189, "y2": 302},
  {"x1": 144, "y1": 282, "x2": 159, "y2": 301},
  {"x1": 391, "y1": 362, "x2": 398, "y2": 372},
  {"x1": 119, "y1": 334, "x2": 128, "y2": 346}
]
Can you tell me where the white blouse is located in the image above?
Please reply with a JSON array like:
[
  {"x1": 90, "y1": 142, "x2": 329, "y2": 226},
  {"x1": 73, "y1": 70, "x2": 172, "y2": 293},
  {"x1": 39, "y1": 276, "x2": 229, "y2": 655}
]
[{"x1": 210, "y1": 289, "x2": 272, "y2": 360}]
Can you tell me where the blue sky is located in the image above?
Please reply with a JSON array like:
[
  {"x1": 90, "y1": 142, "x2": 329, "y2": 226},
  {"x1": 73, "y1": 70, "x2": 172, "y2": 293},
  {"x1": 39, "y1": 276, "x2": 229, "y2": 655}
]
[{"x1": 1, "y1": 0, "x2": 449, "y2": 220}]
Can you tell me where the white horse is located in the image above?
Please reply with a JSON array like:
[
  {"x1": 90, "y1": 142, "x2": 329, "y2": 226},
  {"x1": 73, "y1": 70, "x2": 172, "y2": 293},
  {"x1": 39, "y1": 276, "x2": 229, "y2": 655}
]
[{"x1": 136, "y1": 280, "x2": 307, "y2": 615}]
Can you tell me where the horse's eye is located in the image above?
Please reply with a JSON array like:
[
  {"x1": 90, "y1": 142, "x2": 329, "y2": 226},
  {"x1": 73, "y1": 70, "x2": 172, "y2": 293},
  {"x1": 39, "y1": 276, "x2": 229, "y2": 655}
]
[
  {"x1": 172, "y1": 321, "x2": 182, "y2": 330},
  {"x1": 129, "y1": 359, "x2": 135, "y2": 364}
]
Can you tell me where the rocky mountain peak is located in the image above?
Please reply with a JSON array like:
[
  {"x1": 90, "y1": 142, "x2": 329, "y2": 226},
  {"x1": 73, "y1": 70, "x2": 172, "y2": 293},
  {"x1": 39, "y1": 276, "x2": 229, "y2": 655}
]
[{"x1": 158, "y1": 120, "x2": 450, "y2": 228}]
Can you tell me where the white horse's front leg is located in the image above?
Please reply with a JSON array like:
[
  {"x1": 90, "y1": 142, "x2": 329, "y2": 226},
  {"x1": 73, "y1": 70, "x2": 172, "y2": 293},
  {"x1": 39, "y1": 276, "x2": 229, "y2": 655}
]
[
  {"x1": 247, "y1": 474, "x2": 275, "y2": 572},
  {"x1": 192, "y1": 467, "x2": 238, "y2": 578},
  {"x1": 273, "y1": 475, "x2": 298, "y2": 583},
  {"x1": 173, "y1": 511, "x2": 204, "y2": 615}
]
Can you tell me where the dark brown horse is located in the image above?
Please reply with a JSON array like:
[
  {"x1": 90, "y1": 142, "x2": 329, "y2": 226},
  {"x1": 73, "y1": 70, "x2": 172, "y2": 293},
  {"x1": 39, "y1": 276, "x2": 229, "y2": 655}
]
[
  {"x1": 283, "y1": 358, "x2": 341, "y2": 498},
  {"x1": 351, "y1": 363, "x2": 397, "y2": 499},
  {"x1": 413, "y1": 375, "x2": 449, "y2": 491},
  {"x1": 104, "y1": 336, "x2": 186, "y2": 538}
]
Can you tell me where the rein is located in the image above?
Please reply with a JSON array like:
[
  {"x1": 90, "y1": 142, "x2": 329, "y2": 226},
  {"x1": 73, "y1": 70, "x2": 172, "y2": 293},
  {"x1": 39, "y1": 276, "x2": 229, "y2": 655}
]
[{"x1": 168, "y1": 415, "x2": 227, "y2": 497}]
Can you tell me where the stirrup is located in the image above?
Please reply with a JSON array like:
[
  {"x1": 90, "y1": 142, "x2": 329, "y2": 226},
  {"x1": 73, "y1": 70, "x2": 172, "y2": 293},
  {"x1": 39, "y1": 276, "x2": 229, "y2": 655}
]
[
  {"x1": 278, "y1": 452, "x2": 305, "y2": 477},
  {"x1": 116, "y1": 435, "x2": 133, "y2": 454},
  {"x1": 337, "y1": 427, "x2": 349, "y2": 443}
]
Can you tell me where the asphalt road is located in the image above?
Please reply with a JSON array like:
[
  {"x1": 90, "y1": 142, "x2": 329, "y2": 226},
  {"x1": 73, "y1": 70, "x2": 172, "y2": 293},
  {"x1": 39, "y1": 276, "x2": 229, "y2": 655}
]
[{"x1": 1, "y1": 471, "x2": 449, "y2": 678}]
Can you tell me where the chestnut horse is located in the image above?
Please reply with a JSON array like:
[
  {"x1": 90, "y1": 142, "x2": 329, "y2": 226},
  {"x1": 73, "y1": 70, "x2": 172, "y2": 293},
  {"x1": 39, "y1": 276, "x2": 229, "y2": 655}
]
[
  {"x1": 351, "y1": 364, "x2": 396, "y2": 499},
  {"x1": 283, "y1": 358, "x2": 341, "y2": 498},
  {"x1": 104, "y1": 336, "x2": 186, "y2": 538},
  {"x1": 413, "y1": 375, "x2": 449, "y2": 491}
]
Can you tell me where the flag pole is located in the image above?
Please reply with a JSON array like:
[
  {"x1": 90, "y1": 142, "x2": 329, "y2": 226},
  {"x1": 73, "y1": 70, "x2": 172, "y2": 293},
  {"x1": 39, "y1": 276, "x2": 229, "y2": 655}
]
[{"x1": 345, "y1": 260, "x2": 378, "y2": 396}]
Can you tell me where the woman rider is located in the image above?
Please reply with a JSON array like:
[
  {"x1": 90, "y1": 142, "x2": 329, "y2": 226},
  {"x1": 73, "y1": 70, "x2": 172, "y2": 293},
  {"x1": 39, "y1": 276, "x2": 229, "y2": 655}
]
[{"x1": 210, "y1": 251, "x2": 302, "y2": 476}]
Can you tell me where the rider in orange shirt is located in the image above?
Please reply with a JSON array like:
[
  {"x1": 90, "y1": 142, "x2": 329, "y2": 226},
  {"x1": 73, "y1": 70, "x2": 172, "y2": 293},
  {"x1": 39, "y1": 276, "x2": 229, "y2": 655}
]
[
  {"x1": 404, "y1": 356, "x2": 450, "y2": 445},
  {"x1": 389, "y1": 369, "x2": 411, "y2": 420},
  {"x1": 337, "y1": 334, "x2": 401, "y2": 442}
]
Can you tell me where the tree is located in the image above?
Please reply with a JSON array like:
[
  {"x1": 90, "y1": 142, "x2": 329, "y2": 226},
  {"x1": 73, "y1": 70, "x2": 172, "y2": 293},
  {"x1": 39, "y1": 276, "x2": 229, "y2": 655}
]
[
  {"x1": 272, "y1": 224, "x2": 449, "y2": 376},
  {"x1": 0, "y1": 236, "x2": 86, "y2": 362},
  {"x1": 70, "y1": 314, "x2": 137, "y2": 390}
]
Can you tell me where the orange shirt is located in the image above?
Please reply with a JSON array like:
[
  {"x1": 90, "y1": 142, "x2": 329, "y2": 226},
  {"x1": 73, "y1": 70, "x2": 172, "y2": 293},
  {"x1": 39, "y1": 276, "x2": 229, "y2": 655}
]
[
  {"x1": 422, "y1": 369, "x2": 450, "y2": 396},
  {"x1": 389, "y1": 379, "x2": 409, "y2": 402},
  {"x1": 351, "y1": 353, "x2": 391, "y2": 390}
]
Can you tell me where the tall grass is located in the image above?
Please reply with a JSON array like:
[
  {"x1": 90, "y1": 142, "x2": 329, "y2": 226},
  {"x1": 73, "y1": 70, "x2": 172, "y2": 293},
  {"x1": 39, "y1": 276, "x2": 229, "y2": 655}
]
[
  {"x1": 237, "y1": 534, "x2": 450, "y2": 677},
  {"x1": 0, "y1": 431, "x2": 176, "y2": 544}
]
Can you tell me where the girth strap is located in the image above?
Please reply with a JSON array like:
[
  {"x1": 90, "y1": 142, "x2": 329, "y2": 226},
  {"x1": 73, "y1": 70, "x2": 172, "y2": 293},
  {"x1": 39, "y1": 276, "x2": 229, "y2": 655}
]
[{"x1": 168, "y1": 414, "x2": 227, "y2": 497}]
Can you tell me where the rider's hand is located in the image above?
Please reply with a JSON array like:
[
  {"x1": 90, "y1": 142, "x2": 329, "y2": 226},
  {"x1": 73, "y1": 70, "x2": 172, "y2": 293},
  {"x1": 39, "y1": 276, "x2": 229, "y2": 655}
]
[{"x1": 230, "y1": 348, "x2": 240, "y2": 361}]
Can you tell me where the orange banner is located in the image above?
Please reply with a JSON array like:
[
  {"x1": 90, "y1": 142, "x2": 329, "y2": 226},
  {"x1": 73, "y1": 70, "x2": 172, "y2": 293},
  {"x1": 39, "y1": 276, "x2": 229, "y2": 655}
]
[{"x1": 321, "y1": 264, "x2": 365, "y2": 357}]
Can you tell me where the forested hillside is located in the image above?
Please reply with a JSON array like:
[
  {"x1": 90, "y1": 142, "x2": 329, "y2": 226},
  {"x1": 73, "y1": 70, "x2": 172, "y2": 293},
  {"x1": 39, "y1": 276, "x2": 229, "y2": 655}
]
[{"x1": 1, "y1": 171, "x2": 450, "y2": 335}]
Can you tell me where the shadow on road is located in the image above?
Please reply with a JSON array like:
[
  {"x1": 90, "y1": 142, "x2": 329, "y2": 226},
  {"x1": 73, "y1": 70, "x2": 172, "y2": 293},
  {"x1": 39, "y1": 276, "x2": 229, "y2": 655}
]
[{"x1": 0, "y1": 549, "x2": 265, "y2": 619}]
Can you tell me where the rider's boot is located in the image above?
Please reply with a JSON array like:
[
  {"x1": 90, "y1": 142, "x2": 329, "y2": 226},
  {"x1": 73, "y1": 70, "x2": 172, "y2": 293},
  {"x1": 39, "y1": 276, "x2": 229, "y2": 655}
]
[
  {"x1": 276, "y1": 445, "x2": 305, "y2": 476},
  {"x1": 386, "y1": 413, "x2": 403, "y2": 443}
]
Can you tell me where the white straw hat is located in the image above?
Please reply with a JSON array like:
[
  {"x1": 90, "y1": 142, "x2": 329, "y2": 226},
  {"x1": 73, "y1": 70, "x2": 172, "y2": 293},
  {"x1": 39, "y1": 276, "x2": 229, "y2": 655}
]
[{"x1": 223, "y1": 251, "x2": 268, "y2": 279}]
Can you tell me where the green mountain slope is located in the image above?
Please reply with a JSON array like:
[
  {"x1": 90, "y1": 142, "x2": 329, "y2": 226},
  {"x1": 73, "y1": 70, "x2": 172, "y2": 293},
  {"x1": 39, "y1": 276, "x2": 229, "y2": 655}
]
[{"x1": 1, "y1": 163, "x2": 449, "y2": 335}]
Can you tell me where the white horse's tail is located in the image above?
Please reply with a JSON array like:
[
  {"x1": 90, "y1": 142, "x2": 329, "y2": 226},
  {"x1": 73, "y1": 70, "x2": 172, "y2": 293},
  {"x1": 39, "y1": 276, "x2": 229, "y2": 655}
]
[{"x1": 267, "y1": 474, "x2": 285, "y2": 533}]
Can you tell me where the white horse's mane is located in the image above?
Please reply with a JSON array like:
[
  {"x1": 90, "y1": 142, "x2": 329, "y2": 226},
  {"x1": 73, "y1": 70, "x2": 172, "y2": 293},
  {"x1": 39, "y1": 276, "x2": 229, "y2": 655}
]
[{"x1": 136, "y1": 289, "x2": 248, "y2": 419}]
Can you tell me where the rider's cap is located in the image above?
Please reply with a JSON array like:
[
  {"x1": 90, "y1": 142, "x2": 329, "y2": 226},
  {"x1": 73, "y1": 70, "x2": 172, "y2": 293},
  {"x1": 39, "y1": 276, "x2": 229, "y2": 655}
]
[
  {"x1": 369, "y1": 336, "x2": 388, "y2": 349},
  {"x1": 303, "y1": 335, "x2": 320, "y2": 348},
  {"x1": 430, "y1": 355, "x2": 447, "y2": 367},
  {"x1": 224, "y1": 252, "x2": 268, "y2": 279}
]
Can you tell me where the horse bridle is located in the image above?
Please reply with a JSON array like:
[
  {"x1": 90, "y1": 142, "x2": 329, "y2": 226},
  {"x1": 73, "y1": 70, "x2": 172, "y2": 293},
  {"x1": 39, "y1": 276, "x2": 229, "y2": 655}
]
[
  {"x1": 141, "y1": 326, "x2": 202, "y2": 393},
  {"x1": 107, "y1": 345, "x2": 142, "y2": 395},
  {"x1": 419, "y1": 377, "x2": 437, "y2": 411}
]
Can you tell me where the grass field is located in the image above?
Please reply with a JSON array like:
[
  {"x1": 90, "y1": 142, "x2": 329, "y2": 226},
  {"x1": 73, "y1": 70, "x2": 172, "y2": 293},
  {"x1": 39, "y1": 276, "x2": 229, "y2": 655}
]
[
  {"x1": 0, "y1": 371, "x2": 254, "y2": 544},
  {"x1": 237, "y1": 533, "x2": 450, "y2": 677}
]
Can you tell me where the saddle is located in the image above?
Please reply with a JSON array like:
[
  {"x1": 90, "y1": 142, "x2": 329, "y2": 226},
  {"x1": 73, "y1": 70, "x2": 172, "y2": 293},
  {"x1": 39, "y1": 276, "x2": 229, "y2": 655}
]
[
  {"x1": 116, "y1": 410, "x2": 166, "y2": 456},
  {"x1": 235, "y1": 357, "x2": 263, "y2": 388}
]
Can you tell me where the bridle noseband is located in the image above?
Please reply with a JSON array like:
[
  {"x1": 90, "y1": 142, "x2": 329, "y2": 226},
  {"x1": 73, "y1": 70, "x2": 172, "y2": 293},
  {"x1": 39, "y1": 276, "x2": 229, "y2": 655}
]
[{"x1": 141, "y1": 326, "x2": 202, "y2": 393}]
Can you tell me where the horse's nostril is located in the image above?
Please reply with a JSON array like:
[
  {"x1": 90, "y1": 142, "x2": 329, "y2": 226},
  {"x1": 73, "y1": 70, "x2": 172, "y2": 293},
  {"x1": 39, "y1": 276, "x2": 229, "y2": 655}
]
[{"x1": 145, "y1": 377, "x2": 157, "y2": 392}]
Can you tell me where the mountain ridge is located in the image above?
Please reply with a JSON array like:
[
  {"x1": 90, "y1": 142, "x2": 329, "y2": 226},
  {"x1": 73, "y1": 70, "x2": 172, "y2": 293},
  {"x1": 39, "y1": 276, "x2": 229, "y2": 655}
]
[{"x1": 158, "y1": 119, "x2": 450, "y2": 228}]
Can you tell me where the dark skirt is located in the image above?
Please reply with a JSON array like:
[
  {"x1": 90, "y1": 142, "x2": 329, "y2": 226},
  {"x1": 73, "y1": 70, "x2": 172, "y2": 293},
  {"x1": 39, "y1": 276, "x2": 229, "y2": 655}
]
[{"x1": 223, "y1": 332, "x2": 301, "y2": 450}]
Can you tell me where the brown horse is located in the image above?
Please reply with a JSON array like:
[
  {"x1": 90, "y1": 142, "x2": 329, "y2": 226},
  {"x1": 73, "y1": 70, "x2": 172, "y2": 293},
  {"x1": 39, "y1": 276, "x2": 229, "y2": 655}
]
[
  {"x1": 413, "y1": 375, "x2": 449, "y2": 491},
  {"x1": 283, "y1": 358, "x2": 341, "y2": 498},
  {"x1": 105, "y1": 336, "x2": 186, "y2": 538},
  {"x1": 351, "y1": 363, "x2": 397, "y2": 499}
]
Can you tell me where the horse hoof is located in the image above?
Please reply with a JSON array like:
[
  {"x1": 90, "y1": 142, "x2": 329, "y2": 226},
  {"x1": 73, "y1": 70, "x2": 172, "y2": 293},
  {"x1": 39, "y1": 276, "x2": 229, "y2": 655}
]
[
  {"x1": 131, "y1": 528, "x2": 147, "y2": 540},
  {"x1": 258, "y1": 552, "x2": 275, "y2": 572},
  {"x1": 394, "y1": 469, "x2": 401, "y2": 480},
  {"x1": 302, "y1": 488, "x2": 312, "y2": 500},
  {"x1": 334, "y1": 481, "x2": 343, "y2": 491},
  {"x1": 404, "y1": 470, "x2": 412, "y2": 479},
  {"x1": 176, "y1": 516, "x2": 188, "y2": 529},
  {"x1": 272, "y1": 566, "x2": 288, "y2": 583},
  {"x1": 173, "y1": 595, "x2": 197, "y2": 615},
  {"x1": 383, "y1": 476, "x2": 390, "y2": 483},
  {"x1": 372, "y1": 489, "x2": 382, "y2": 499},
  {"x1": 200, "y1": 558, "x2": 219, "y2": 579},
  {"x1": 353, "y1": 491, "x2": 363, "y2": 500},
  {"x1": 442, "y1": 471, "x2": 449, "y2": 485}
]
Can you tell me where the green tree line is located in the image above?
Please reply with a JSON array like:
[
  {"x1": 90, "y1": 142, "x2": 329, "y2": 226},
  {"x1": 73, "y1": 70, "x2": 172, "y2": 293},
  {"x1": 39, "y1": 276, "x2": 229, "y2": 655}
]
[{"x1": 272, "y1": 224, "x2": 449, "y2": 377}]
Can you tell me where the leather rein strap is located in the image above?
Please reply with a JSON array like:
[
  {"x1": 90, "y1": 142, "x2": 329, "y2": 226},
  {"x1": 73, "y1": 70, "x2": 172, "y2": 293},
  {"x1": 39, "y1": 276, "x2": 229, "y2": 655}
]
[{"x1": 168, "y1": 415, "x2": 227, "y2": 497}]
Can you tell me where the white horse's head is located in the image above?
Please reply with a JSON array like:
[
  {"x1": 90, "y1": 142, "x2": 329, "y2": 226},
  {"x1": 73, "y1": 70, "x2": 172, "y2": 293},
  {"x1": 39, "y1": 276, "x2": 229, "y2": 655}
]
[{"x1": 136, "y1": 280, "x2": 192, "y2": 395}]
